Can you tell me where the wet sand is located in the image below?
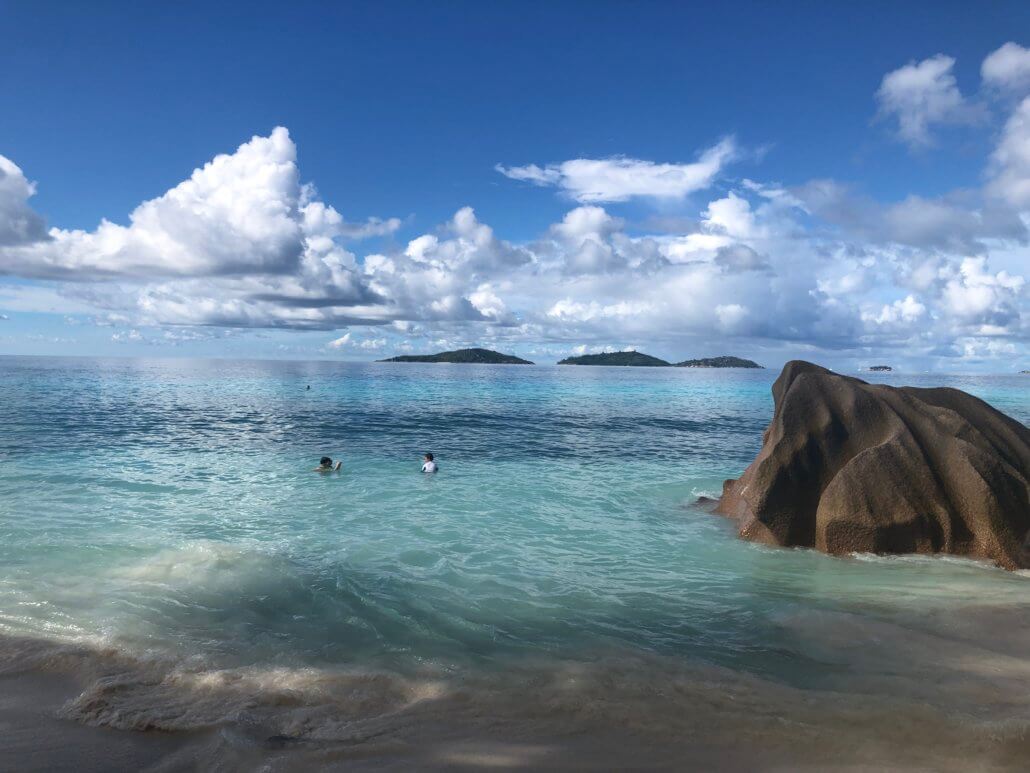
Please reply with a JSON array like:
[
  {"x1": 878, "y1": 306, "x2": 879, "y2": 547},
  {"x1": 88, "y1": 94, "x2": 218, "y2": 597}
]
[
  {"x1": 0, "y1": 670, "x2": 936, "y2": 773},
  {"x1": 3, "y1": 630, "x2": 1029, "y2": 772},
  {"x1": 0, "y1": 672, "x2": 197, "y2": 773},
  {"x1": 0, "y1": 669, "x2": 792, "y2": 772}
]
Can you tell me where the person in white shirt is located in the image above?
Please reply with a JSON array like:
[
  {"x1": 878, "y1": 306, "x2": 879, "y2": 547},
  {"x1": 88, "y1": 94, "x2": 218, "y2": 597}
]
[{"x1": 421, "y1": 452, "x2": 438, "y2": 473}]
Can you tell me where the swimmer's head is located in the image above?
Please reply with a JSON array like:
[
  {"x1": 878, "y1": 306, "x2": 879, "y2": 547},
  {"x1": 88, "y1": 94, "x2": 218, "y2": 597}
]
[
  {"x1": 424, "y1": 452, "x2": 434, "y2": 462},
  {"x1": 320, "y1": 456, "x2": 332, "y2": 467}
]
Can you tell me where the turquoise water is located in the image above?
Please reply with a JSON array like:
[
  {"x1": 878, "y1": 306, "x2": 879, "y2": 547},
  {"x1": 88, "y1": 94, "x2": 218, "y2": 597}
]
[{"x1": 0, "y1": 356, "x2": 1028, "y2": 763}]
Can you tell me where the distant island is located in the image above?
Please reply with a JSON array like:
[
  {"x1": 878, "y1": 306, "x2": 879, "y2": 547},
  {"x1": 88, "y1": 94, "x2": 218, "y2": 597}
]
[
  {"x1": 557, "y1": 351, "x2": 671, "y2": 367},
  {"x1": 557, "y1": 351, "x2": 765, "y2": 368},
  {"x1": 676, "y1": 356, "x2": 763, "y2": 369},
  {"x1": 379, "y1": 347, "x2": 533, "y2": 364},
  {"x1": 868, "y1": 365, "x2": 893, "y2": 372}
]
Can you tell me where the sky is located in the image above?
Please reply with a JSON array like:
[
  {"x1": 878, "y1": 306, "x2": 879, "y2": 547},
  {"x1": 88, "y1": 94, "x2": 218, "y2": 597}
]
[{"x1": 0, "y1": 1, "x2": 1028, "y2": 371}]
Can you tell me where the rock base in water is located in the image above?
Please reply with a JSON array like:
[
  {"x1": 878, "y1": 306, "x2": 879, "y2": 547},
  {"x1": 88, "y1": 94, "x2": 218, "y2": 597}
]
[{"x1": 717, "y1": 361, "x2": 1030, "y2": 569}]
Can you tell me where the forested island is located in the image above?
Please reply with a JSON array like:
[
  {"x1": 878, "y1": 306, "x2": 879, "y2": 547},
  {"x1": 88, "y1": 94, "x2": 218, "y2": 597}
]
[
  {"x1": 557, "y1": 351, "x2": 671, "y2": 366},
  {"x1": 676, "y1": 356, "x2": 763, "y2": 368},
  {"x1": 558, "y1": 351, "x2": 763, "y2": 368},
  {"x1": 379, "y1": 348, "x2": 764, "y2": 368},
  {"x1": 379, "y1": 348, "x2": 533, "y2": 364}
]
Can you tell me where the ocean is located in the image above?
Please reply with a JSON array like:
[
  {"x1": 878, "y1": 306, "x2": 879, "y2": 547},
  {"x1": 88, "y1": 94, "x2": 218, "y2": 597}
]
[{"x1": 1, "y1": 356, "x2": 1028, "y2": 769}]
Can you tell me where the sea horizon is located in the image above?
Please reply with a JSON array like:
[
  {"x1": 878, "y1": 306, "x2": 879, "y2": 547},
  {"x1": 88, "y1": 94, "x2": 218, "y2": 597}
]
[{"x1": 2, "y1": 352, "x2": 1026, "y2": 377}]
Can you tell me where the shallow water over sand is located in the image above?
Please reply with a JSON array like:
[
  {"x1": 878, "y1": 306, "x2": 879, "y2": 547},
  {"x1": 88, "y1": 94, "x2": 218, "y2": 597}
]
[{"x1": 1, "y1": 356, "x2": 1028, "y2": 769}]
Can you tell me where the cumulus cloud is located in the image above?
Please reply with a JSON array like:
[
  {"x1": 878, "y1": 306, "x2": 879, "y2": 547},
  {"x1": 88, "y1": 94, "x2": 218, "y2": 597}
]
[
  {"x1": 702, "y1": 193, "x2": 759, "y2": 239},
  {"x1": 987, "y1": 96, "x2": 1030, "y2": 208},
  {"x1": 546, "y1": 298, "x2": 654, "y2": 322},
  {"x1": 327, "y1": 332, "x2": 386, "y2": 350},
  {"x1": 941, "y1": 257, "x2": 1024, "y2": 327},
  {"x1": 794, "y1": 180, "x2": 1026, "y2": 251},
  {"x1": 0, "y1": 109, "x2": 1026, "y2": 367},
  {"x1": 714, "y1": 244, "x2": 770, "y2": 272},
  {"x1": 0, "y1": 156, "x2": 48, "y2": 247},
  {"x1": 405, "y1": 206, "x2": 531, "y2": 275},
  {"x1": 547, "y1": 206, "x2": 627, "y2": 274},
  {"x1": 982, "y1": 42, "x2": 1030, "y2": 94},
  {"x1": 496, "y1": 138, "x2": 736, "y2": 202},
  {"x1": 876, "y1": 54, "x2": 976, "y2": 146},
  {"x1": 2, "y1": 128, "x2": 308, "y2": 278},
  {"x1": 714, "y1": 303, "x2": 749, "y2": 332},
  {"x1": 862, "y1": 295, "x2": 927, "y2": 327}
]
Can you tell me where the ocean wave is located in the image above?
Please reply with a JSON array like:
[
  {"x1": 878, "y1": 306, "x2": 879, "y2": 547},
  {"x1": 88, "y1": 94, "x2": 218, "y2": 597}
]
[
  {"x1": 689, "y1": 487, "x2": 721, "y2": 500},
  {"x1": 108, "y1": 539, "x2": 286, "y2": 587},
  {"x1": 848, "y1": 551, "x2": 1008, "y2": 570}
]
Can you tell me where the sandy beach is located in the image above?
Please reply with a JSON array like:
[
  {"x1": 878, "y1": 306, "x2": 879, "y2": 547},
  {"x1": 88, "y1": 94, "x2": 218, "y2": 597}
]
[{"x1": 3, "y1": 626, "x2": 1029, "y2": 772}]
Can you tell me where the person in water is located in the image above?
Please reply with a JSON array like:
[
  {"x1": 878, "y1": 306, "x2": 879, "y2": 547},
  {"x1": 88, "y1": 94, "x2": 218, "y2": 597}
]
[
  {"x1": 314, "y1": 456, "x2": 342, "y2": 472},
  {"x1": 421, "y1": 453, "x2": 438, "y2": 473}
]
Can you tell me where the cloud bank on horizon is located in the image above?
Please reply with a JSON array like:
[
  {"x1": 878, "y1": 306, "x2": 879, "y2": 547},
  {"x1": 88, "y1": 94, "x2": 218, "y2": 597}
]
[{"x1": 0, "y1": 43, "x2": 1028, "y2": 369}]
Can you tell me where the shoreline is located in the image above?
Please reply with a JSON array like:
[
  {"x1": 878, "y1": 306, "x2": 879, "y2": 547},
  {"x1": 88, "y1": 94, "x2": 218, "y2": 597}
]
[
  {"x1": 0, "y1": 670, "x2": 793, "y2": 772},
  {"x1": 2, "y1": 632, "x2": 1028, "y2": 772},
  {"x1": 0, "y1": 671, "x2": 199, "y2": 773}
]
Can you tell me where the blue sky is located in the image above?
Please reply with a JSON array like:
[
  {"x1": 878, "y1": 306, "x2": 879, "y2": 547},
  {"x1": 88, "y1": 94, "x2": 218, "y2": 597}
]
[{"x1": 1, "y1": 1, "x2": 1028, "y2": 370}]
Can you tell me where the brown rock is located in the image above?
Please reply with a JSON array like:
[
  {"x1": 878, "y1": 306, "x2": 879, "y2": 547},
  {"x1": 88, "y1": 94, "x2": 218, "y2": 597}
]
[{"x1": 717, "y1": 361, "x2": 1030, "y2": 569}]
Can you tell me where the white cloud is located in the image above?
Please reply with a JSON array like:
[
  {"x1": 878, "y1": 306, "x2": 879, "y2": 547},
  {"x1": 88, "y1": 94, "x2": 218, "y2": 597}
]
[
  {"x1": 3, "y1": 128, "x2": 308, "y2": 278},
  {"x1": 982, "y1": 42, "x2": 1030, "y2": 94},
  {"x1": 987, "y1": 96, "x2": 1030, "y2": 208},
  {"x1": 494, "y1": 163, "x2": 560, "y2": 186},
  {"x1": 0, "y1": 155, "x2": 48, "y2": 247},
  {"x1": 550, "y1": 205, "x2": 622, "y2": 245},
  {"x1": 795, "y1": 180, "x2": 1026, "y2": 251},
  {"x1": 327, "y1": 332, "x2": 386, "y2": 350},
  {"x1": 1, "y1": 116, "x2": 1026, "y2": 367},
  {"x1": 941, "y1": 257, "x2": 1024, "y2": 325},
  {"x1": 300, "y1": 193, "x2": 402, "y2": 241},
  {"x1": 715, "y1": 303, "x2": 749, "y2": 332},
  {"x1": 496, "y1": 138, "x2": 736, "y2": 202},
  {"x1": 403, "y1": 206, "x2": 531, "y2": 275},
  {"x1": 339, "y1": 217, "x2": 403, "y2": 240},
  {"x1": 547, "y1": 206, "x2": 627, "y2": 274},
  {"x1": 863, "y1": 295, "x2": 927, "y2": 326},
  {"x1": 876, "y1": 54, "x2": 973, "y2": 146},
  {"x1": 546, "y1": 298, "x2": 653, "y2": 322},
  {"x1": 467, "y1": 283, "x2": 514, "y2": 323},
  {"x1": 702, "y1": 193, "x2": 758, "y2": 239},
  {"x1": 714, "y1": 244, "x2": 769, "y2": 273},
  {"x1": 111, "y1": 328, "x2": 144, "y2": 343},
  {"x1": 959, "y1": 337, "x2": 1018, "y2": 359}
]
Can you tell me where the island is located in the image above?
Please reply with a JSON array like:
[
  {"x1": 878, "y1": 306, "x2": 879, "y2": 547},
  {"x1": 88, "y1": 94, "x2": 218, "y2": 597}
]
[
  {"x1": 557, "y1": 350, "x2": 671, "y2": 366},
  {"x1": 676, "y1": 356, "x2": 763, "y2": 369},
  {"x1": 379, "y1": 347, "x2": 533, "y2": 364},
  {"x1": 868, "y1": 365, "x2": 893, "y2": 372}
]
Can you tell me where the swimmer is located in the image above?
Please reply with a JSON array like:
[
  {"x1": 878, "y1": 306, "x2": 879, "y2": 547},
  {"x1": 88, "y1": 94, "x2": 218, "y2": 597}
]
[
  {"x1": 314, "y1": 456, "x2": 342, "y2": 472},
  {"x1": 421, "y1": 453, "x2": 438, "y2": 473}
]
